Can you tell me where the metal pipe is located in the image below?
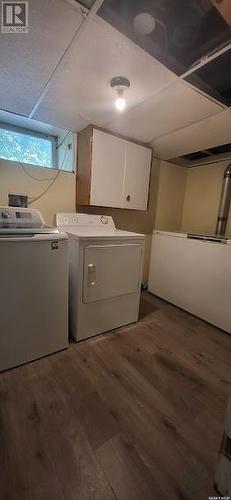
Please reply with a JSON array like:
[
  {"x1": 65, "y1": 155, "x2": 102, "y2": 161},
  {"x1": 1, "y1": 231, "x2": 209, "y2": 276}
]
[{"x1": 215, "y1": 163, "x2": 231, "y2": 236}]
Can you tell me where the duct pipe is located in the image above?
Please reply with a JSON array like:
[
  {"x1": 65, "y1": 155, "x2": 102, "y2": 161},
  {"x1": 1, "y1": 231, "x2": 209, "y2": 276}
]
[{"x1": 215, "y1": 163, "x2": 231, "y2": 236}]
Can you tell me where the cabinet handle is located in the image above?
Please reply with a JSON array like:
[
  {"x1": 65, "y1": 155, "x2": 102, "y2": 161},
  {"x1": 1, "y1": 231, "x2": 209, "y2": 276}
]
[{"x1": 126, "y1": 195, "x2": 131, "y2": 202}]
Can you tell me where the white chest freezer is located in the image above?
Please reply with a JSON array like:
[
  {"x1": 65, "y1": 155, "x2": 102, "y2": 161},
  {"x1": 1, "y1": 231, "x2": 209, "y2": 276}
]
[{"x1": 148, "y1": 230, "x2": 231, "y2": 334}]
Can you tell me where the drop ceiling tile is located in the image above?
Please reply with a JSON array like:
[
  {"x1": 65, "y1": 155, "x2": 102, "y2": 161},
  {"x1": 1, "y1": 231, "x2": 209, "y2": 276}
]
[
  {"x1": 108, "y1": 80, "x2": 223, "y2": 143},
  {"x1": 0, "y1": 0, "x2": 83, "y2": 116},
  {"x1": 34, "y1": 15, "x2": 177, "y2": 130},
  {"x1": 151, "y1": 108, "x2": 231, "y2": 159},
  {"x1": 34, "y1": 96, "x2": 89, "y2": 132}
]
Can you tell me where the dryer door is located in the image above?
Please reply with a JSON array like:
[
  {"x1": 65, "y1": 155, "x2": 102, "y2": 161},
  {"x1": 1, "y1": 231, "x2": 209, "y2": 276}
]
[{"x1": 83, "y1": 243, "x2": 142, "y2": 304}]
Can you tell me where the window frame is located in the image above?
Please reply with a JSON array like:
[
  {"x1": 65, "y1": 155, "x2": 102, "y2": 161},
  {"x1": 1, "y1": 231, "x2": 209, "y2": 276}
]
[{"x1": 0, "y1": 122, "x2": 58, "y2": 168}]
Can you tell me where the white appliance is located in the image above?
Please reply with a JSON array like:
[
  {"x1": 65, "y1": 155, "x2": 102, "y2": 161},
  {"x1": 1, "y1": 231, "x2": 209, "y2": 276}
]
[
  {"x1": 0, "y1": 207, "x2": 68, "y2": 372},
  {"x1": 56, "y1": 213, "x2": 145, "y2": 341},
  {"x1": 148, "y1": 230, "x2": 231, "y2": 334}
]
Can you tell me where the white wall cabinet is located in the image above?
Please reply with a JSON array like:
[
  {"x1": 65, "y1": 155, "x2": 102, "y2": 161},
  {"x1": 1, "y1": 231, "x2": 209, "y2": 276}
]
[
  {"x1": 77, "y1": 126, "x2": 152, "y2": 210},
  {"x1": 90, "y1": 129, "x2": 126, "y2": 208},
  {"x1": 123, "y1": 141, "x2": 152, "y2": 210}
]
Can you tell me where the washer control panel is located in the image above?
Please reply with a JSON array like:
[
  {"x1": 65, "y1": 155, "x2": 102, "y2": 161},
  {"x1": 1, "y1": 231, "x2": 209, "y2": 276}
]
[{"x1": 0, "y1": 207, "x2": 44, "y2": 227}]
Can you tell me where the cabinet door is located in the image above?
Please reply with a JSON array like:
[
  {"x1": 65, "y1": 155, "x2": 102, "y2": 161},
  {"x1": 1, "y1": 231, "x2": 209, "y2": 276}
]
[
  {"x1": 90, "y1": 129, "x2": 126, "y2": 208},
  {"x1": 123, "y1": 142, "x2": 152, "y2": 210}
]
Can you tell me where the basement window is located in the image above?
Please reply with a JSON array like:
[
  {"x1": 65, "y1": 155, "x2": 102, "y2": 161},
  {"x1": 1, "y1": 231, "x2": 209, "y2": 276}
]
[{"x1": 0, "y1": 123, "x2": 57, "y2": 168}]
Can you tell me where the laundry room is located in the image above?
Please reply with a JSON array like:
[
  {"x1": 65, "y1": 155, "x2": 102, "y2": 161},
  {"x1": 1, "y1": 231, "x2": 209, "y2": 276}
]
[{"x1": 0, "y1": 1, "x2": 231, "y2": 499}]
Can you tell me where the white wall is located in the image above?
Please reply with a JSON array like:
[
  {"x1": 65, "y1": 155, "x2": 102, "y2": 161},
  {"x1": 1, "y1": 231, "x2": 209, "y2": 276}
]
[
  {"x1": 154, "y1": 161, "x2": 187, "y2": 231},
  {"x1": 153, "y1": 159, "x2": 231, "y2": 238},
  {"x1": 181, "y1": 160, "x2": 231, "y2": 236}
]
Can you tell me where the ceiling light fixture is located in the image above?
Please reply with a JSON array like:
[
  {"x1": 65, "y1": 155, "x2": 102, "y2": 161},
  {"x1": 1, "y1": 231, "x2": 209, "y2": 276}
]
[{"x1": 111, "y1": 76, "x2": 130, "y2": 111}]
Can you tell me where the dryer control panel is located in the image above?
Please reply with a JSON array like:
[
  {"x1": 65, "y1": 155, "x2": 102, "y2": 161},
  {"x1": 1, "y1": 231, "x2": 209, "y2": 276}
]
[{"x1": 56, "y1": 213, "x2": 115, "y2": 229}]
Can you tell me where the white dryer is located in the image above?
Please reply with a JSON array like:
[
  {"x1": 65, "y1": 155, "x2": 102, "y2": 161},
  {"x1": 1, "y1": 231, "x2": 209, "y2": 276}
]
[{"x1": 56, "y1": 213, "x2": 145, "y2": 341}]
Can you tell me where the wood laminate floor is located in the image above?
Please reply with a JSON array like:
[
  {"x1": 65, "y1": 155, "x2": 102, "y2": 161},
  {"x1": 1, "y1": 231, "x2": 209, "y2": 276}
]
[{"x1": 1, "y1": 292, "x2": 231, "y2": 500}]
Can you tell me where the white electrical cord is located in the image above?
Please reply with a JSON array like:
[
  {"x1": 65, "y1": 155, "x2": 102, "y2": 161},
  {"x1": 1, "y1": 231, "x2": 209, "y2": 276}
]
[
  {"x1": 56, "y1": 130, "x2": 71, "y2": 150},
  {"x1": 21, "y1": 146, "x2": 69, "y2": 205},
  {"x1": 28, "y1": 172, "x2": 61, "y2": 204},
  {"x1": 20, "y1": 163, "x2": 57, "y2": 181}
]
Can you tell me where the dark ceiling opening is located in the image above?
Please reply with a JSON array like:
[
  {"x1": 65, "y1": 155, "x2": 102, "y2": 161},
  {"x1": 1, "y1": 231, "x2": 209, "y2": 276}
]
[
  {"x1": 185, "y1": 48, "x2": 231, "y2": 106},
  {"x1": 98, "y1": 0, "x2": 231, "y2": 75},
  {"x1": 98, "y1": 0, "x2": 231, "y2": 107}
]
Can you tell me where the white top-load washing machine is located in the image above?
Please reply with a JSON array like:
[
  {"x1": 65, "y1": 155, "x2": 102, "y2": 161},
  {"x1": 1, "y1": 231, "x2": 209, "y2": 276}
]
[
  {"x1": 0, "y1": 207, "x2": 68, "y2": 372},
  {"x1": 56, "y1": 213, "x2": 145, "y2": 341}
]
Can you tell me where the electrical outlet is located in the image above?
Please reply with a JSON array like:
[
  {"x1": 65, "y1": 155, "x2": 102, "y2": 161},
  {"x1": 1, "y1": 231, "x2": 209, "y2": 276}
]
[{"x1": 8, "y1": 194, "x2": 28, "y2": 208}]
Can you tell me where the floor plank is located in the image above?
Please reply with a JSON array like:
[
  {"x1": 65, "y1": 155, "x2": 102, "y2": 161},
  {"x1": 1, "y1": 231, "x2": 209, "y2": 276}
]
[
  {"x1": 0, "y1": 291, "x2": 231, "y2": 500},
  {"x1": 25, "y1": 362, "x2": 116, "y2": 500},
  {"x1": 0, "y1": 369, "x2": 65, "y2": 500},
  {"x1": 96, "y1": 432, "x2": 164, "y2": 500}
]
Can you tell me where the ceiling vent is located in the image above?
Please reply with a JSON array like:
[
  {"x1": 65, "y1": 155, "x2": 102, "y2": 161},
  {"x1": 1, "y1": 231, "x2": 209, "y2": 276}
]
[{"x1": 172, "y1": 142, "x2": 231, "y2": 166}]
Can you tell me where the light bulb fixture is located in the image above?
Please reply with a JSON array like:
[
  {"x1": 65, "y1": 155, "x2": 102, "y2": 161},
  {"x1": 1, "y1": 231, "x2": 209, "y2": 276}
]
[
  {"x1": 111, "y1": 76, "x2": 130, "y2": 112},
  {"x1": 115, "y1": 90, "x2": 126, "y2": 111}
]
